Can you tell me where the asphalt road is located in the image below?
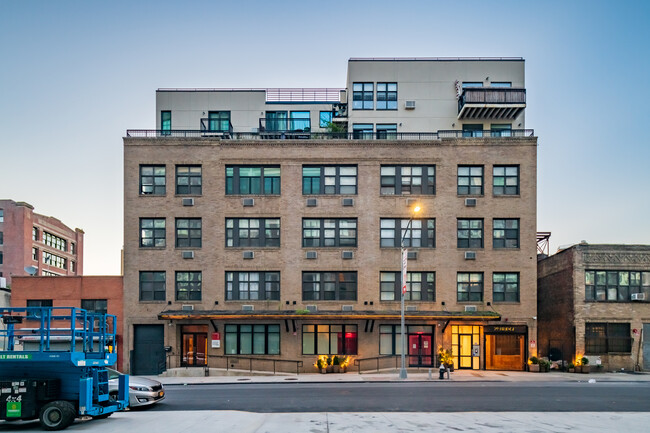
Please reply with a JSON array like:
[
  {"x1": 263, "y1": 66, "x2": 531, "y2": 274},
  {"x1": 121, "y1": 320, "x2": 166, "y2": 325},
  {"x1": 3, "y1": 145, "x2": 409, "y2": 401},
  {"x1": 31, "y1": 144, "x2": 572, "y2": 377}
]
[{"x1": 150, "y1": 381, "x2": 650, "y2": 412}]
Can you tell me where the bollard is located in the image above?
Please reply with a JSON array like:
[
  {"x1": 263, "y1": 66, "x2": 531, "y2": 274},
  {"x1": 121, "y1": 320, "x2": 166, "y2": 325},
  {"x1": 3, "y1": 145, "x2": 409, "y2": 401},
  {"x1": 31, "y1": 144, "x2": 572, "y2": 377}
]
[{"x1": 428, "y1": 368, "x2": 432, "y2": 380}]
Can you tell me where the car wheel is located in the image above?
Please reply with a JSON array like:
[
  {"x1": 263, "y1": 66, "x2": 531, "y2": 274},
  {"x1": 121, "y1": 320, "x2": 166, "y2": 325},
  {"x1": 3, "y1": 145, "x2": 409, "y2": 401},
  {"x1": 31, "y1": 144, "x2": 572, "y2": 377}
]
[{"x1": 39, "y1": 400, "x2": 76, "y2": 431}]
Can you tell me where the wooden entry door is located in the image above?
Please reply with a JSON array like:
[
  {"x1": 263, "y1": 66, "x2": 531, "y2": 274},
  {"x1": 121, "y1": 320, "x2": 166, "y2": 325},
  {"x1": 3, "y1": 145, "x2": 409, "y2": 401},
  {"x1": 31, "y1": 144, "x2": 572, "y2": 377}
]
[
  {"x1": 408, "y1": 334, "x2": 433, "y2": 367},
  {"x1": 486, "y1": 334, "x2": 525, "y2": 370},
  {"x1": 181, "y1": 325, "x2": 208, "y2": 367}
]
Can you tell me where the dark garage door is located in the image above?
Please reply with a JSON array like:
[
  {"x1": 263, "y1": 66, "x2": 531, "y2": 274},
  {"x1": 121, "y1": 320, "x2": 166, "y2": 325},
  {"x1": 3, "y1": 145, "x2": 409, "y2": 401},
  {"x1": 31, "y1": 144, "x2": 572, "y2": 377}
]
[{"x1": 132, "y1": 325, "x2": 165, "y2": 375}]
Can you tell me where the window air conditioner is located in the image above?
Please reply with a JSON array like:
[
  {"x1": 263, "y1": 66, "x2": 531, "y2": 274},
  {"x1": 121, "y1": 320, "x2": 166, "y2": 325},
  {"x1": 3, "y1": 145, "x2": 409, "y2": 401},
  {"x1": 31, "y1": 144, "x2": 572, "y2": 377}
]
[
  {"x1": 465, "y1": 305, "x2": 477, "y2": 312},
  {"x1": 305, "y1": 251, "x2": 318, "y2": 259},
  {"x1": 405, "y1": 101, "x2": 416, "y2": 109},
  {"x1": 306, "y1": 305, "x2": 318, "y2": 313},
  {"x1": 242, "y1": 305, "x2": 254, "y2": 311},
  {"x1": 406, "y1": 306, "x2": 417, "y2": 312},
  {"x1": 341, "y1": 251, "x2": 354, "y2": 259},
  {"x1": 465, "y1": 198, "x2": 477, "y2": 207},
  {"x1": 181, "y1": 305, "x2": 194, "y2": 311},
  {"x1": 464, "y1": 251, "x2": 476, "y2": 260},
  {"x1": 341, "y1": 198, "x2": 354, "y2": 207},
  {"x1": 182, "y1": 198, "x2": 195, "y2": 206},
  {"x1": 306, "y1": 198, "x2": 318, "y2": 207},
  {"x1": 631, "y1": 293, "x2": 646, "y2": 301},
  {"x1": 407, "y1": 251, "x2": 418, "y2": 260},
  {"x1": 181, "y1": 251, "x2": 195, "y2": 259},
  {"x1": 243, "y1": 251, "x2": 254, "y2": 259},
  {"x1": 341, "y1": 305, "x2": 354, "y2": 312},
  {"x1": 242, "y1": 198, "x2": 255, "y2": 207}
]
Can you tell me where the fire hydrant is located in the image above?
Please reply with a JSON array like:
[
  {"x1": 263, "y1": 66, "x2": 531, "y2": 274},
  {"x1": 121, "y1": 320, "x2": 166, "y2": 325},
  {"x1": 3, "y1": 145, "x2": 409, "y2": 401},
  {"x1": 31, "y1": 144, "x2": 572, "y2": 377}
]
[{"x1": 439, "y1": 364, "x2": 446, "y2": 379}]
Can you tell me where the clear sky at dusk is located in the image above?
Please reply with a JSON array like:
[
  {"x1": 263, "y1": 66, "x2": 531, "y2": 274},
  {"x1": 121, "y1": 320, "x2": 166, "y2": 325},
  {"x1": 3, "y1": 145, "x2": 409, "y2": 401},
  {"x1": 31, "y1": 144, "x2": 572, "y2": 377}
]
[{"x1": 1, "y1": 0, "x2": 649, "y2": 275}]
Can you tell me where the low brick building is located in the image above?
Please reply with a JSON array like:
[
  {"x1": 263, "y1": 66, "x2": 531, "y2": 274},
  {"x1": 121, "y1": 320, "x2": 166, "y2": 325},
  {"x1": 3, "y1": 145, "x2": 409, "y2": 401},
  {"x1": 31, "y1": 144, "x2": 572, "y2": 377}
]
[{"x1": 537, "y1": 244, "x2": 650, "y2": 371}]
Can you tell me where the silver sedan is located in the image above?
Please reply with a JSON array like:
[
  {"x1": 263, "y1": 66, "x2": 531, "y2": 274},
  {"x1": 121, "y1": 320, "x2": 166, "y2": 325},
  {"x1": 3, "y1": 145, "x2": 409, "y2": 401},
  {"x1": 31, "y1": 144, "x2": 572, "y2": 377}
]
[{"x1": 107, "y1": 368, "x2": 165, "y2": 408}]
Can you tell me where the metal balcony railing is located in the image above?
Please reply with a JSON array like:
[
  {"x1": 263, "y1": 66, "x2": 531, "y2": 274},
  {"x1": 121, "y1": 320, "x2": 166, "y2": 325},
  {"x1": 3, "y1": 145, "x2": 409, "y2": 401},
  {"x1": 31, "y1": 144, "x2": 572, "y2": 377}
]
[
  {"x1": 200, "y1": 119, "x2": 233, "y2": 135},
  {"x1": 259, "y1": 118, "x2": 311, "y2": 134}
]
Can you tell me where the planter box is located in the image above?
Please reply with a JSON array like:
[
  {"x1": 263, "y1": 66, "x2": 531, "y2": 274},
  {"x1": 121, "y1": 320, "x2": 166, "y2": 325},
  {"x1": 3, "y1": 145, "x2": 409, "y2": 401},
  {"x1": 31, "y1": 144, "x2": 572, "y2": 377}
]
[
  {"x1": 319, "y1": 368, "x2": 327, "y2": 374},
  {"x1": 581, "y1": 365, "x2": 590, "y2": 374},
  {"x1": 333, "y1": 365, "x2": 340, "y2": 373},
  {"x1": 529, "y1": 364, "x2": 540, "y2": 372},
  {"x1": 568, "y1": 368, "x2": 575, "y2": 373}
]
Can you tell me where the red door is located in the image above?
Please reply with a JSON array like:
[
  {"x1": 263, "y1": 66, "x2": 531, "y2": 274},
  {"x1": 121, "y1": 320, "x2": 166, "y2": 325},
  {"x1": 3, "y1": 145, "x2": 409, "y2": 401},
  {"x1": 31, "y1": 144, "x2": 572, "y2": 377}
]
[{"x1": 408, "y1": 334, "x2": 433, "y2": 367}]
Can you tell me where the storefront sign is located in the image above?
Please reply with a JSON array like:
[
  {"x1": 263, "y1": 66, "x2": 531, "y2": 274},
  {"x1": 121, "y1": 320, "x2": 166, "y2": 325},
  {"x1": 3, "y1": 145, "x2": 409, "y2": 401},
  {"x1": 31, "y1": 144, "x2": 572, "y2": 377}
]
[
  {"x1": 211, "y1": 332, "x2": 221, "y2": 348},
  {"x1": 484, "y1": 325, "x2": 527, "y2": 334}
]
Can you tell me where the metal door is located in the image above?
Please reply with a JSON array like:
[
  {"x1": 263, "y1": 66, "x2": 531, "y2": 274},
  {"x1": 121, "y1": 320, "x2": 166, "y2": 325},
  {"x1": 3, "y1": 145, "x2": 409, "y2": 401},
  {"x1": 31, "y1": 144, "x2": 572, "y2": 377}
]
[
  {"x1": 408, "y1": 334, "x2": 433, "y2": 367},
  {"x1": 132, "y1": 325, "x2": 165, "y2": 375},
  {"x1": 643, "y1": 324, "x2": 650, "y2": 370}
]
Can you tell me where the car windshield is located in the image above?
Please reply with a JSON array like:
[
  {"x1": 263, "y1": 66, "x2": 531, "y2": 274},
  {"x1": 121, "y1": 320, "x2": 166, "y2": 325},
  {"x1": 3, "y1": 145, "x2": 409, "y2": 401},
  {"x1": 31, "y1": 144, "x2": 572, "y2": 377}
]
[{"x1": 106, "y1": 368, "x2": 121, "y2": 380}]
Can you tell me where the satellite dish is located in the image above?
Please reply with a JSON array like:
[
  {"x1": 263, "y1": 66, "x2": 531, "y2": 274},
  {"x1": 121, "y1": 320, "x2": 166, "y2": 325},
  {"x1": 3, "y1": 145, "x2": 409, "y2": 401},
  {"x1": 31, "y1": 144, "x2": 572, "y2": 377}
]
[{"x1": 24, "y1": 266, "x2": 38, "y2": 276}]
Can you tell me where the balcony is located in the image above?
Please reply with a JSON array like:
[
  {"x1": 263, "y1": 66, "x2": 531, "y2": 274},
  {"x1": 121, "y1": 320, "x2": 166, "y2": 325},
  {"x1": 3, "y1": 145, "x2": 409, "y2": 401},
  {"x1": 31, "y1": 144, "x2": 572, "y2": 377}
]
[
  {"x1": 258, "y1": 117, "x2": 311, "y2": 139},
  {"x1": 199, "y1": 118, "x2": 233, "y2": 137},
  {"x1": 457, "y1": 88, "x2": 526, "y2": 120}
]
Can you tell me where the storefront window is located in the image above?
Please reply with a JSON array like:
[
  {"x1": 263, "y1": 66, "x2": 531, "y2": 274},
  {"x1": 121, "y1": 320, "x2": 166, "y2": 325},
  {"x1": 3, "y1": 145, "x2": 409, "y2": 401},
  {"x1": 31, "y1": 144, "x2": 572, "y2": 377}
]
[{"x1": 302, "y1": 324, "x2": 357, "y2": 355}]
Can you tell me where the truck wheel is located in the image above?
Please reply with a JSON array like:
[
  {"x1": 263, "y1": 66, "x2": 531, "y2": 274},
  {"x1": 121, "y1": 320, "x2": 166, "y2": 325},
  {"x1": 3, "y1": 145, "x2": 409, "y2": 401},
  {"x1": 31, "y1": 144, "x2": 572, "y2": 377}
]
[{"x1": 39, "y1": 400, "x2": 76, "y2": 431}]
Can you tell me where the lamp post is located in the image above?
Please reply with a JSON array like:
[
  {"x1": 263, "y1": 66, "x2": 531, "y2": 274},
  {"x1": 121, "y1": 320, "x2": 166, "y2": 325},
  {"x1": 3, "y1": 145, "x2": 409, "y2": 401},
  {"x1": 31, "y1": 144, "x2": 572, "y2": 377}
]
[{"x1": 399, "y1": 204, "x2": 421, "y2": 380}]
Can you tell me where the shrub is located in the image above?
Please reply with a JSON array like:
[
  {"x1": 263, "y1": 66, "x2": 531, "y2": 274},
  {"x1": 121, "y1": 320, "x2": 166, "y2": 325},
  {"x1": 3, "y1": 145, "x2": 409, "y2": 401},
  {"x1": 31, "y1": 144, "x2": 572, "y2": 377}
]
[{"x1": 529, "y1": 356, "x2": 539, "y2": 365}]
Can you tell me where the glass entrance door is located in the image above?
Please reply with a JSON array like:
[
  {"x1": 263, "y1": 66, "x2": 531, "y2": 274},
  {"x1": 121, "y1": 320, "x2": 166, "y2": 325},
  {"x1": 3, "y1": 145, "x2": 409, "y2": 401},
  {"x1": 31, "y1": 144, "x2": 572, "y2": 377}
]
[
  {"x1": 181, "y1": 325, "x2": 208, "y2": 367},
  {"x1": 408, "y1": 334, "x2": 433, "y2": 367},
  {"x1": 458, "y1": 334, "x2": 473, "y2": 368}
]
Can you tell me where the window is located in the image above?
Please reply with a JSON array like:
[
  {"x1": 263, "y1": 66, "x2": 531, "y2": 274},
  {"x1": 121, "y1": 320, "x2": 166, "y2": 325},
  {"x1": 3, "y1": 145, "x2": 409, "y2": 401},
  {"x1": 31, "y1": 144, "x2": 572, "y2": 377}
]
[
  {"x1": 380, "y1": 272, "x2": 435, "y2": 301},
  {"x1": 0, "y1": 209, "x2": 3, "y2": 222},
  {"x1": 161, "y1": 111, "x2": 171, "y2": 135},
  {"x1": 290, "y1": 111, "x2": 310, "y2": 132},
  {"x1": 225, "y1": 218, "x2": 280, "y2": 247},
  {"x1": 585, "y1": 323, "x2": 631, "y2": 354},
  {"x1": 176, "y1": 271, "x2": 201, "y2": 301},
  {"x1": 457, "y1": 272, "x2": 484, "y2": 302},
  {"x1": 43, "y1": 231, "x2": 67, "y2": 252},
  {"x1": 380, "y1": 218, "x2": 435, "y2": 248},
  {"x1": 42, "y1": 270, "x2": 60, "y2": 276},
  {"x1": 380, "y1": 325, "x2": 433, "y2": 355},
  {"x1": 43, "y1": 252, "x2": 66, "y2": 270},
  {"x1": 302, "y1": 219, "x2": 357, "y2": 247},
  {"x1": 381, "y1": 165, "x2": 435, "y2": 195},
  {"x1": 26, "y1": 299, "x2": 53, "y2": 307},
  {"x1": 208, "y1": 111, "x2": 231, "y2": 132},
  {"x1": 225, "y1": 324, "x2": 280, "y2": 355},
  {"x1": 352, "y1": 123, "x2": 373, "y2": 139},
  {"x1": 175, "y1": 218, "x2": 201, "y2": 248},
  {"x1": 352, "y1": 83, "x2": 373, "y2": 110},
  {"x1": 493, "y1": 273, "x2": 519, "y2": 302},
  {"x1": 376, "y1": 83, "x2": 397, "y2": 110},
  {"x1": 585, "y1": 271, "x2": 650, "y2": 302},
  {"x1": 70, "y1": 261, "x2": 76, "y2": 273},
  {"x1": 81, "y1": 299, "x2": 108, "y2": 314},
  {"x1": 302, "y1": 165, "x2": 357, "y2": 195},
  {"x1": 226, "y1": 272, "x2": 280, "y2": 300},
  {"x1": 493, "y1": 166, "x2": 519, "y2": 195},
  {"x1": 265, "y1": 111, "x2": 287, "y2": 132},
  {"x1": 462, "y1": 124, "x2": 483, "y2": 138},
  {"x1": 70, "y1": 242, "x2": 76, "y2": 254},
  {"x1": 32, "y1": 227, "x2": 38, "y2": 241},
  {"x1": 457, "y1": 166, "x2": 484, "y2": 195},
  {"x1": 376, "y1": 124, "x2": 397, "y2": 139},
  {"x1": 457, "y1": 219, "x2": 483, "y2": 248},
  {"x1": 302, "y1": 324, "x2": 357, "y2": 355},
  {"x1": 319, "y1": 111, "x2": 333, "y2": 128},
  {"x1": 0, "y1": 252, "x2": 2, "y2": 265},
  {"x1": 490, "y1": 82, "x2": 512, "y2": 88},
  {"x1": 140, "y1": 165, "x2": 166, "y2": 195},
  {"x1": 32, "y1": 248, "x2": 38, "y2": 261},
  {"x1": 462, "y1": 82, "x2": 483, "y2": 88},
  {"x1": 493, "y1": 219, "x2": 519, "y2": 248},
  {"x1": 176, "y1": 165, "x2": 202, "y2": 195},
  {"x1": 139, "y1": 271, "x2": 166, "y2": 301},
  {"x1": 139, "y1": 218, "x2": 166, "y2": 247},
  {"x1": 226, "y1": 166, "x2": 280, "y2": 195},
  {"x1": 491, "y1": 124, "x2": 512, "y2": 137},
  {"x1": 302, "y1": 272, "x2": 357, "y2": 301}
]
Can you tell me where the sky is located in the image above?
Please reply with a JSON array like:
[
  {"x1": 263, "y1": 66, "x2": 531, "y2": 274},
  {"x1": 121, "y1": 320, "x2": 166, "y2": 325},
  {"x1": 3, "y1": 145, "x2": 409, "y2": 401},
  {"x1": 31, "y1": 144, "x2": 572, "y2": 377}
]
[{"x1": 1, "y1": 0, "x2": 649, "y2": 275}]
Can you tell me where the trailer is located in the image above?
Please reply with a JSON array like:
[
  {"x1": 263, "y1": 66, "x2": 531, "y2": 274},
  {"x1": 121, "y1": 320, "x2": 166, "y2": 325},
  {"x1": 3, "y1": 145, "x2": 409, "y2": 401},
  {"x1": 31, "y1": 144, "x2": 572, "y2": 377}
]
[{"x1": 0, "y1": 307, "x2": 128, "y2": 430}]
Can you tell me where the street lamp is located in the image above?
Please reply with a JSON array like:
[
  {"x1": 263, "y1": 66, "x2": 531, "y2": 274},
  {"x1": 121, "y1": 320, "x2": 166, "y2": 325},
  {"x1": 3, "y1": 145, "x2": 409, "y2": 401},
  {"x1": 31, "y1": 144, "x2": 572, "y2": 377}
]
[{"x1": 399, "y1": 203, "x2": 421, "y2": 380}]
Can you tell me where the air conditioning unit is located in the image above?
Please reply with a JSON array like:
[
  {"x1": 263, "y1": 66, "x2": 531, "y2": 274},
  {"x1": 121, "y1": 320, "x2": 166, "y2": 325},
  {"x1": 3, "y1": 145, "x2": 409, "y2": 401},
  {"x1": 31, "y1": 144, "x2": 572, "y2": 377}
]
[
  {"x1": 464, "y1": 251, "x2": 476, "y2": 260},
  {"x1": 181, "y1": 304, "x2": 194, "y2": 311},
  {"x1": 342, "y1": 305, "x2": 354, "y2": 312},
  {"x1": 465, "y1": 198, "x2": 477, "y2": 207},
  {"x1": 465, "y1": 305, "x2": 477, "y2": 312},
  {"x1": 631, "y1": 293, "x2": 646, "y2": 301},
  {"x1": 242, "y1": 305, "x2": 254, "y2": 311},
  {"x1": 306, "y1": 198, "x2": 318, "y2": 207},
  {"x1": 0, "y1": 277, "x2": 6, "y2": 289},
  {"x1": 341, "y1": 198, "x2": 354, "y2": 207},
  {"x1": 242, "y1": 198, "x2": 255, "y2": 207},
  {"x1": 181, "y1": 251, "x2": 195, "y2": 259},
  {"x1": 341, "y1": 251, "x2": 354, "y2": 259},
  {"x1": 306, "y1": 305, "x2": 318, "y2": 313},
  {"x1": 305, "y1": 251, "x2": 318, "y2": 259},
  {"x1": 182, "y1": 197, "x2": 195, "y2": 206},
  {"x1": 407, "y1": 251, "x2": 418, "y2": 260},
  {"x1": 406, "y1": 306, "x2": 417, "y2": 312},
  {"x1": 243, "y1": 251, "x2": 254, "y2": 259},
  {"x1": 405, "y1": 100, "x2": 416, "y2": 109}
]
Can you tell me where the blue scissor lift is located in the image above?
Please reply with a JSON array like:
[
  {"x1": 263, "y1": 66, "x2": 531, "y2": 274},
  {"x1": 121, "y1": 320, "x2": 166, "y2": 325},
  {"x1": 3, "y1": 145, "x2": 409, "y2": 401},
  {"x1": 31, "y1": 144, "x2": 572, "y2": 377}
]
[{"x1": 0, "y1": 307, "x2": 128, "y2": 430}]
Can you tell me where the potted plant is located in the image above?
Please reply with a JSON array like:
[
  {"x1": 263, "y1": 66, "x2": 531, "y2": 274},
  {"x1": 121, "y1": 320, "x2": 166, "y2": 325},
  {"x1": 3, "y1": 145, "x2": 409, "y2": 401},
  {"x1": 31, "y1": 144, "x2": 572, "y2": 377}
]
[
  {"x1": 529, "y1": 356, "x2": 540, "y2": 372},
  {"x1": 580, "y1": 356, "x2": 590, "y2": 374},
  {"x1": 326, "y1": 355, "x2": 333, "y2": 373},
  {"x1": 568, "y1": 362, "x2": 575, "y2": 373},
  {"x1": 332, "y1": 356, "x2": 341, "y2": 373},
  {"x1": 540, "y1": 359, "x2": 550, "y2": 372},
  {"x1": 438, "y1": 347, "x2": 454, "y2": 372},
  {"x1": 315, "y1": 356, "x2": 327, "y2": 373},
  {"x1": 340, "y1": 356, "x2": 350, "y2": 373}
]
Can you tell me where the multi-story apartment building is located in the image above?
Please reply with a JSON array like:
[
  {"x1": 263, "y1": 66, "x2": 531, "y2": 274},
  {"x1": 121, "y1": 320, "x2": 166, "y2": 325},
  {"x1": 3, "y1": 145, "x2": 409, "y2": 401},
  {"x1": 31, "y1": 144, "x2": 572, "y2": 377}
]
[
  {"x1": 538, "y1": 243, "x2": 650, "y2": 371},
  {"x1": 0, "y1": 200, "x2": 84, "y2": 285},
  {"x1": 123, "y1": 57, "x2": 537, "y2": 375}
]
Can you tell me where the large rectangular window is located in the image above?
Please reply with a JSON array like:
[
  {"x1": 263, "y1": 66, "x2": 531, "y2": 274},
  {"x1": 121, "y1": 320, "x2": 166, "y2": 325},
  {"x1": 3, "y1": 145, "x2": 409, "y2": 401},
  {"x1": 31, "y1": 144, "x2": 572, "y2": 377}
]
[
  {"x1": 302, "y1": 272, "x2": 357, "y2": 301},
  {"x1": 225, "y1": 324, "x2": 280, "y2": 355},
  {"x1": 493, "y1": 219, "x2": 519, "y2": 248},
  {"x1": 376, "y1": 124, "x2": 397, "y2": 139},
  {"x1": 140, "y1": 218, "x2": 166, "y2": 248},
  {"x1": 457, "y1": 219, "x2": 483, "y2": 248},
  {"x1": 491, "y1": 124, "x2": 512, "y2": 137},
  {"x1": 43, "y1": 232, "x2": 67, "y2": 252},
  {"x1": 161, "y1": 111, "x2": 171, "y2": 135},
  {"x1": 290, "y1": 111, "x2": 310, "y2": 132},
  {"x1": 380, "y1": 165, "x2": 435, "y2": 195},
  {"x1": 226, "y1": 218, "x2": 280, "y2": 247},
  {"x1": 380, "y1": 271, "x2": 435, "y2": 301},
  {"x1": 0, "y1": 209, "x2": 3, "y2": 222},
  {"x1": 462, "y1": 124, "x2": 483, "y2": 137},
  {"x1": 585, "y1": 271, "x2": 650, "y2": 302},
  {"x1": 457, "y1": 166, "x2": 483, "y2": 195},
  {"x1": 457, "y1": 272, "x2": 484, "y2": 302},
  {"x1": 352, "y1": 83, "x2": 373, "y2": 110},
  {"x1": 140, "y1": 165, "x2": 166, "y2": 195},
  {"x1": 208, "y1": 111, "x2": 231, "y2": 132},
  {"x1": 352, "y1": 124, "x2": 374, "y2": 139},
  {"x1": 493, "y1": 166, "x2": 519, "y2": 195},
  {"x1": 302, "y1": 219, "x2": 357, "y2": 247},
  {"x1": 139, "y1": 271, "x2": 166, "y2": 301},
  {"x1": 380, "y1": 325, "x2": 434, "y2": 355},
  {"x1": 226, "y1": 271, "x2": 280, "y2": 301},
  {"x1": 380, "y1": 218, "x2": 435, "y2": 248},
  {"x1": 32, "y1": 227, "x2": 38, "y2": 241},
  {"x1": 376, "y1": 83, "x2": 397, "y2": 110},
  {"x1": 302, "y1": 324, "x2": 358, "y2": 355},
  {"x1": 226, "y1": 166, "x2": 280, "y2": 195},
  {"x1": 492, "y1": 273, "x2": 520, "y2": 302},
  {"x1": 302, "y1": 165, "x2": 357, "y2": 195},
  {"x1": 585, "y1": 323, "x2": 631, "y2": 354},
  {"x1": 319, "y1": 111, "x2": 333, "y2": 128},
  {"x1": 176, "y1": 165, "x2": 202, "y2": 195},
  {"x1": 43, "y1": 252, "x2": 66, "y2": 270},
  {"x1": 26, "y1": 299, "x2": 53, "y2": 307},
  {"x1": 265, "y1": 111, "x2": 287, "y2": 132},
  {"x1": 175, "y1": 218, "x2": 202, "y2": 248},
  {"x1": 175, "y1": 271, "x2": 202, "y2": 301},
  {"x1": 81, "y1": 299, "x2": 108, "y2": 314}
]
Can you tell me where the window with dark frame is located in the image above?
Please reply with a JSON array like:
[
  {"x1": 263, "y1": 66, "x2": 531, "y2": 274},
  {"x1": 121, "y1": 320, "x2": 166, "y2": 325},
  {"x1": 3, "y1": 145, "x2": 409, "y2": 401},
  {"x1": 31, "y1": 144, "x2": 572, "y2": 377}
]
[
  {"x1": 226, "y1": 166, "x2": 280, "y2": 195},
  {"x1": 175, "y1": 271, "x2": 202, "y2": 301},
  {"x1": 0, "y1": 232, "x2": 2, "y2": 245},
  {"x1": 302, "y1": 165, "x2": 357, "y2": 195},
  {"x1": 457, "y1": 219, "x2": 483, "y2": 248},
  {"x1": 319, "y1": 111, "x2": 333, "y2": 128},
  {"x1": 176, "y1": 165, "x2": 202, "y2": 195},
  {"x1": 493, "y1": 219, "x2": 519, "y2": 248},
  {"x1": 226, "y1": 271, "x2": 280, "y2": 301},
  {"x1": 490, "y1": 124, "x2": 512, "y2": 137},
  {"x1": 43, "y1": 252, "x2": 66, "y2": 270},
  {"x1": 380, "y1": 165, "x2": 435, "y2": 195},
  {"x1": 462, "y1": 124, "x2": 484, "y2": 137},
  {"x1": 352, "y1": 124, "x2": 374, "y2": 139},
  {"x1": 175, "y1": 218, "x2": 202, "y2": 248},
  {"x1": 457, "y1": 272, "x2": 484, "y2": 302},
  {"x1": 225, "y1": 324, "x2": 280, "y2": 355},
  {"x1": 140, "y1": 165, "x2": 166, "y2": 195},
  {"x1": 380, "y1": 218, "x2": 435, "y2": 248},
  {"x1": 26, "y1": 299, "x2": 53, "y2": 307},
  {"x1": 161, "y1": 111, "x2": 171, "y2": 135},
  {"x1": 585, "y1": 323, "x2": 631, "y2": 354},
  {"x1": 32, "y1": 247, "x2": 38, "y2": 261},
  {"x1": 139, "y1": 271, "x2": 166, "y2": 301},
  {"x1": 493, "y1": 166, "x2": 519, "y2": 195},
  {"x1": 457, "y1": 166, "x2": 484, "y2": 195},
  {"x1": 0, "y1": 209, "x2": 3, "y2": 222},
  {"x1": 43, "y1": 231, "x2": 67, "y2": 252},
  {"x1": 226, "y1": 218, "x2": 280, "y2": 247},
  {"x1": 352, "y1": 83, "x2": 374, "y2": 110},
  {"x1": 380, "y1": 271, "x2": 435, "y2": 301},
  {"x1": 585, "y1": 270, "x2": 650, "y2": 302},
  {"x1": 302, "y1": 272, "x2": 357, "y2": 301},
  {"x1": 140, "y1": 218, "x2": 166, "y2": 248},
  {"x1": 302, "y1": 218, "x2": 357, "y2": 247},
  {"x1": 302, "y1": 324, "x2": 358, "y2": 355},
  {"x1": 376, "y1": 83, "x2": 397, "y2": 110},
  {"x1": 81, "y1": 299, "x2": 108, "y2": 314},
  {"x1": 380, "y1": 325, "x2": 434, "y2": 355},
  {"x1": 376, "y1": 124, "x2": 397, "y2": 139},
  {"x1": 492, "y1": 273, "x2": 520, "y2": 302},
  {"x1": 32, "y1": 227, "x2": 38, "y2": 241},
  {"x1": 208, "y1": 111, "x2": 231, "y2": 132}
]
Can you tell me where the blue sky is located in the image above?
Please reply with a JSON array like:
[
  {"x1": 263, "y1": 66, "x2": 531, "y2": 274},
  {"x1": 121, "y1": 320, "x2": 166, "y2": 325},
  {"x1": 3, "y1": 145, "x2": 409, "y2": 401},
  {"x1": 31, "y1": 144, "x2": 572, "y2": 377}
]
[{"x1": 1, "y1": 0, "x2": 649, "y2": 274}]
